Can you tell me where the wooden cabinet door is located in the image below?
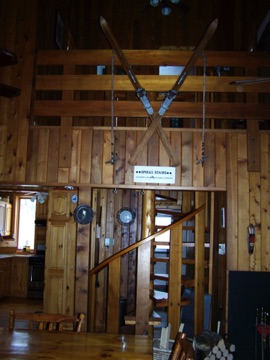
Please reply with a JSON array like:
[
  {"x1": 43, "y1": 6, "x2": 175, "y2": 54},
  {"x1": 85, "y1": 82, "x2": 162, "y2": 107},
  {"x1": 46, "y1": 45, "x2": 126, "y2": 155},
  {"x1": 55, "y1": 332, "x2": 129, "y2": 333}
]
[
  {"x1": 0, "y1": 258, "x2": 11, "y2": 298},
  {"x1": 48, "y1": 190, "x2": 71, "y2": 221},
  {"x1": 36, "y1": 201, "x2": 48, "y2": 220},
  {"x1": 9, "y1": 258, "x2": 28, "y2": 297},
  {"x1": 44, "y1": 190, "x2": 77, "y2": 315}
]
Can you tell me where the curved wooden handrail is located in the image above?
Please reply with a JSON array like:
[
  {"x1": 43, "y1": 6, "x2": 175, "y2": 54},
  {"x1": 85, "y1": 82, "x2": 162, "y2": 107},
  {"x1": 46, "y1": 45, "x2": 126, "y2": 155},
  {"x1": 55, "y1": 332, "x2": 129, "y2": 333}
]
[{"x1": 89, "y1": 203, "x2": 205, "y2": 275}]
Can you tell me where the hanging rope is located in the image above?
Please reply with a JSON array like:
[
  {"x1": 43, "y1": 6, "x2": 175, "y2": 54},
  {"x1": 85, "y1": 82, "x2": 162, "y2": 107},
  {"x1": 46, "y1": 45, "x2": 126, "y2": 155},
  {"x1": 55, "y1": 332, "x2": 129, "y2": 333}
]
[
  {"x1": 106, "y1": 50, "x2": 118, "y2": 164},
  {"x1": 197, "y1": 52, "x2": 207, "y2": 166}
]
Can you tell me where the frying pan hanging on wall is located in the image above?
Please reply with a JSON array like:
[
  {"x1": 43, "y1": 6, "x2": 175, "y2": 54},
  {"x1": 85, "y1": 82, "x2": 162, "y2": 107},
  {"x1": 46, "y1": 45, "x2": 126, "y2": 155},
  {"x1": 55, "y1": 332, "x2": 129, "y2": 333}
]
[{"x1": 73, "y1": 204, "x2": 94, "y2": 224}]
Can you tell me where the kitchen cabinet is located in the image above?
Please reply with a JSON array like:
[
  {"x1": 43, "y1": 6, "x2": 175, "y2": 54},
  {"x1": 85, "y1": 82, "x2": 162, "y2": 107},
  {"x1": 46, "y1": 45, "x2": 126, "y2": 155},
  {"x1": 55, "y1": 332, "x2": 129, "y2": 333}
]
[
  {"x1": 44, "y1": 189, "x2": 77, "y2": 315},
  {"x1": 0, "y1": 201, "x2": 12, "y2": 236},
  {"x1": 36, "y1": 200, "x2": 48, "y2": 220},
  {"x1": 35, "y1": 200, "x2": 48, "y2": 248},
  {"x1": 9, "y1": 257, "x2": 29, "y2": 297},
  {"x1": 0, "y1": 258, "x2": 11, "y2": 298}
]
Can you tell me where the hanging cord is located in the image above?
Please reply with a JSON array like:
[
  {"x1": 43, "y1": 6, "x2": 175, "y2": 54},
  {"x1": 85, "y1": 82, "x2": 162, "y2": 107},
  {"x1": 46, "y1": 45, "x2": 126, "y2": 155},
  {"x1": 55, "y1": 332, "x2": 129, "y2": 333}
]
[
  {"x1": 197, "y1": 53, "x2": 207, "y2": 166},
  {"x1": 106, "y1": 50, "x2": 118, "y2": 164}
]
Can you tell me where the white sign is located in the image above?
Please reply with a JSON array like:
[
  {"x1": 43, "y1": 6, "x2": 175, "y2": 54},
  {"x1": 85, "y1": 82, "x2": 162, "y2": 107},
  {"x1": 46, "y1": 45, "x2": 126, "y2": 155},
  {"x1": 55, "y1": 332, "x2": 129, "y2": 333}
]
[{"x1": 134, "y1": 166, "x2": 176, "y2": 184}]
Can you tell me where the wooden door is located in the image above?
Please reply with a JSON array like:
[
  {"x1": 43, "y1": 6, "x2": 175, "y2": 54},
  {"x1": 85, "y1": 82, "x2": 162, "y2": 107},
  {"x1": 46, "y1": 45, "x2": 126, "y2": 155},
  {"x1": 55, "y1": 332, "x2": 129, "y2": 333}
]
[{"x1": 44, "y1": 189, "x2": 77, "y2": 315}]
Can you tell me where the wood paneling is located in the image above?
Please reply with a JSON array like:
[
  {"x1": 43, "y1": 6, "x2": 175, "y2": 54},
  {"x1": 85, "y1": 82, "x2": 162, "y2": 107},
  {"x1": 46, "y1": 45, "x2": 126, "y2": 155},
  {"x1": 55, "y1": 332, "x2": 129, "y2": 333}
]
[{"x1": 23, "y1": 127, "x2": 229, "y2": 190}]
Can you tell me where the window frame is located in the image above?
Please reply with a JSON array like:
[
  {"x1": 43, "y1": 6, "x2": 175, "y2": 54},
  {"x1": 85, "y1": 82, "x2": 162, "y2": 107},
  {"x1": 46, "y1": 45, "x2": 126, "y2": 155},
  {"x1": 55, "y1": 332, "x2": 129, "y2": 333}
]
[{"x1": 15, "y1": 195, "x2": 36, "y2": 252}]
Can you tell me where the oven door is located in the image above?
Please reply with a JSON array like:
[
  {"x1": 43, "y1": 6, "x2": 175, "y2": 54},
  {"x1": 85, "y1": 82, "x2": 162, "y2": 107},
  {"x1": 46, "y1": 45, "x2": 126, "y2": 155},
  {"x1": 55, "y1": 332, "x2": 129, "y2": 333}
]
[{"x1": 27, "y1": 260, "x2": 45, "y2": 299}]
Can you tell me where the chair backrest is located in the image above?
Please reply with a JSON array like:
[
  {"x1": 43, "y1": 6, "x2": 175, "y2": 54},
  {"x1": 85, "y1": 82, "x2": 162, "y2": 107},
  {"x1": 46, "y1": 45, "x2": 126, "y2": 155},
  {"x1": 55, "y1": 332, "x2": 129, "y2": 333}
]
[
  {"x1": 178, "y1": 338, "x2": 195, "y2": 360},
  {"x1": 9, "y1": 309, "x2": 84, "y2": 332},
  {"x1": 169, "y1": 332, "x2": 195, "y2": 360}
]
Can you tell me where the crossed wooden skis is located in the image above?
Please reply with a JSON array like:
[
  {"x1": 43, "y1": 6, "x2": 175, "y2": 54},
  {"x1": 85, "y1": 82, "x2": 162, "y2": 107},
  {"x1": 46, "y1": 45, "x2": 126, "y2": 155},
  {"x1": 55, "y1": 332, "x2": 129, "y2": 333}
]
[{"x1": 100, "y1": 16, "x2": 218, "y2": 166}]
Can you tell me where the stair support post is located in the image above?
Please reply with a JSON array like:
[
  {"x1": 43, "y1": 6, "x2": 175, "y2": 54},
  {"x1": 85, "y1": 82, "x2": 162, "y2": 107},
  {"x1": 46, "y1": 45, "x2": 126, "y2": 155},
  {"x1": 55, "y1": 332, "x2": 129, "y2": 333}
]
[
  {"x1": 194, "y1": 191, "x2": 206, "y2": 335},
  {"x1": 107, "y1": 257, "x2": 121, "y2": 333},
  {"x1": 135, "y1": 190, "x2": 154, "y2": 335},
  {"x1": 168, "y1": 224, "x2": 183, "y2": 339}
]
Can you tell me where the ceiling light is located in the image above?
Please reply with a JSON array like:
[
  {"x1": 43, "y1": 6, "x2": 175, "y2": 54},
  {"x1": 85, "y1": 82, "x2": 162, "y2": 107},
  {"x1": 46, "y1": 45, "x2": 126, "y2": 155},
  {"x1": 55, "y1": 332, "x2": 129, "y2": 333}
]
[
  {"x1": 31, "y1": 192, "x2": 49, "y2": 203},
  {"x1": 37, "y1": 192, "x2": 45, "y2": 204},
  {"x1": 150, "y1": 0, "x2": 160, "y2": 6},
  {"x1": 161, "y1": 5, "x2": 171, "y2": 16},
  {"x1": 150, "y1": 0, "x2": 181, "y2": 15}
]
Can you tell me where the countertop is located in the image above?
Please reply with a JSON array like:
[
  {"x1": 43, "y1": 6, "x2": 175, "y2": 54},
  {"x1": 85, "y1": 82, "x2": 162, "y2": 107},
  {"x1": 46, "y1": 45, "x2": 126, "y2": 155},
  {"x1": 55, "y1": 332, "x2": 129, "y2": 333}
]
[{"x1": 0, "y1": 253, "x2": 34, "y2": 259}]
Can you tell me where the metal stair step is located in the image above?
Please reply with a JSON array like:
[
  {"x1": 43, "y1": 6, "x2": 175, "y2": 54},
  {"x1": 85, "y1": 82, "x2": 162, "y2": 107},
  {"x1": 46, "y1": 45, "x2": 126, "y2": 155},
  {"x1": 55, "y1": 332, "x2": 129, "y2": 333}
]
[{"x1": 151, "y1": 290, "x2": 190, "y2": 308}]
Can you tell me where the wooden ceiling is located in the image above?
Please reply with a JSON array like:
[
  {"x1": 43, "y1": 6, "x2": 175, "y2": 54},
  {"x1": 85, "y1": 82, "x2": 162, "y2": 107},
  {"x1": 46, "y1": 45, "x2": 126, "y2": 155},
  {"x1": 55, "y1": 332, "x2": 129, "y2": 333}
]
[{"x1": 36, "y1": 0, "x2": 270, "y2": 51}]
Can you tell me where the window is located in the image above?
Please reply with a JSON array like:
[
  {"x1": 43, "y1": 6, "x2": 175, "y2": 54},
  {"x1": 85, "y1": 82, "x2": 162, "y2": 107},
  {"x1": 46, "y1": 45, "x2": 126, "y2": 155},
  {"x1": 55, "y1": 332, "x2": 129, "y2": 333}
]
[{"x1": 17, "y1": 197, "x2": 36, "y2": 250}]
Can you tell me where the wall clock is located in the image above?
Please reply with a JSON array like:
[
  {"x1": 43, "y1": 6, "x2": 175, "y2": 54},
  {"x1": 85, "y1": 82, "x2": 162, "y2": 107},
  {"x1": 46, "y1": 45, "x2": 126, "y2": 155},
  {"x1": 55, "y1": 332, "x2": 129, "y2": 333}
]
[
  {"x1": 116, "y1": 207, "x2": 136, "y2": 226},
  {"x1": 73, "y1": 204, "x2": 94, "y2": 224}
]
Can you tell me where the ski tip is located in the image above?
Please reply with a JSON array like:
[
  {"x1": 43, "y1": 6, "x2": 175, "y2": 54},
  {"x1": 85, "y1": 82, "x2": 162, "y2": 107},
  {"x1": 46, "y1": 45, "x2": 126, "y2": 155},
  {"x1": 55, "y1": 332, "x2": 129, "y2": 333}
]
[
  {"x1": 211, "y1": 18, "x2": 218, "y2": 30},
  {"x1": 100, "y1": 16, "x2": 106, "y2": 26}
]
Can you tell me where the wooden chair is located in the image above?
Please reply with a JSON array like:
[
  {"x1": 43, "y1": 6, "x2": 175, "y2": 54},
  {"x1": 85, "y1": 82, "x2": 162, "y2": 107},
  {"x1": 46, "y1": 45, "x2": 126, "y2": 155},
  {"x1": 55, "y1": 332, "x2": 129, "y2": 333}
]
[
  {"x1": 169, "y1": 332, "x2": 195, "y2": 360},
  {"x1": 9, "y1": 309, "x2": 84, "y2": 332}
]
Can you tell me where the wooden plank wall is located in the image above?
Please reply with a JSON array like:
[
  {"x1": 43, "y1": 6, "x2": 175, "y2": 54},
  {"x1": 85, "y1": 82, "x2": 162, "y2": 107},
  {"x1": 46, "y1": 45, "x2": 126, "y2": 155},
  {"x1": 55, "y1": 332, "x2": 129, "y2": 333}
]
[
  {"x1": 226, "y1": 133, "x2": 270, "y2": 273},
  {"x1": 25, "y1": 126, "x2": 227, "y2": 190},
  {"x1": 0, "y1": 0, "x2": 36, "y2": 183}
]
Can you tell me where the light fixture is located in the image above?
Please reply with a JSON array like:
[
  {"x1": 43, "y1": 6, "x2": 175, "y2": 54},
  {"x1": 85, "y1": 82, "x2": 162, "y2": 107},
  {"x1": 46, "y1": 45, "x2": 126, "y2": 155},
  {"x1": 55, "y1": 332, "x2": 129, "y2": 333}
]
[
  {"x1": 150, "y1": 0, "x2": 160, "y2": 6},
  {"x1": 116, "y1": 207, "x2": 136, "y2": 226},
  {"x1": 30, "y1": 192, "x2": 48, "y2": 203},
  {"x1": 37, "y1": 192, "x2": 45, "y2": 204},
  {"x1": 150, "y1": 0, "x2": 181, "y2": 15},
  {"x1": 161, "y1": 4, "x2": 171, "y2": 16}
]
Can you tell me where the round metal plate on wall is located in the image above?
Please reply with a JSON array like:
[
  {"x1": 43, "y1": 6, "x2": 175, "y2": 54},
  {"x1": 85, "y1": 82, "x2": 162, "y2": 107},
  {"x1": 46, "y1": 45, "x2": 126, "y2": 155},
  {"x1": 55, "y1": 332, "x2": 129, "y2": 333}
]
[
  {"x1": 73, "y1": 204, "x2": 94, "y2": 224},
  {"x1": 116, "y1": 207, "x2": 136, "y2": 226}
]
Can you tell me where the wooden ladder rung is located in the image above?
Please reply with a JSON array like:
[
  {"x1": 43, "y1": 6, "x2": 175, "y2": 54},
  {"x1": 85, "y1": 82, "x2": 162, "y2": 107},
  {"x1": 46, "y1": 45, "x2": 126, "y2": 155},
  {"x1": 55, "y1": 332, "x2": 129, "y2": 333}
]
[{"x1": 151, "y1": 257, "x2": 169, "y2": 263}]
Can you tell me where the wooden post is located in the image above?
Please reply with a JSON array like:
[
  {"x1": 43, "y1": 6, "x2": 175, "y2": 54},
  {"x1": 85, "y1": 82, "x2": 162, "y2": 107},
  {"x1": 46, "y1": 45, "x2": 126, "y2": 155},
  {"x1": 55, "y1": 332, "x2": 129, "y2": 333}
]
[
  {"x1": 107, "y1": 257, "x2": 121, "y2": 333},
  {"x1": 168, "y1": 224, "x2": 183, "y2": 339},
  {"x1": 246, "y1": 68, "x2": 260, "y2": 172},
  {"x1": 194, "y1": 191, "x2": 206, "y2": 335},
  {"x1": 58, "y1": 65, "x2": 74, "y2": 182},
  {"x1": 135, "y1": 190, "x2": 154, "y2": 334},
  {"x1": 9, "y1": 309, "x2": 15, "y2": 330},
  {"x1": 88, "y1": 189, "x2": 98, "y2": 332}
]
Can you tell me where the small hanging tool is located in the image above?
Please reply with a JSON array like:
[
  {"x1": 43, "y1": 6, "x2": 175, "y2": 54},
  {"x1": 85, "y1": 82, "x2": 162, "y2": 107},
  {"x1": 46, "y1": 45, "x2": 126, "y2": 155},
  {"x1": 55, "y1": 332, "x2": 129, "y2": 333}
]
[{"x1": 248, "y1": 224, "x2": 255, "y2": 254}]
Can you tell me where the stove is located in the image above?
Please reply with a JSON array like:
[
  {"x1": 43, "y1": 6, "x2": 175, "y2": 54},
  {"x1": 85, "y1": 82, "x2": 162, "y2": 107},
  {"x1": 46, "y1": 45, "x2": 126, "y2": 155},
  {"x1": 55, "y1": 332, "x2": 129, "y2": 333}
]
[{"x1": 27, "y1": 244, "x2": 45, "y2": 299}]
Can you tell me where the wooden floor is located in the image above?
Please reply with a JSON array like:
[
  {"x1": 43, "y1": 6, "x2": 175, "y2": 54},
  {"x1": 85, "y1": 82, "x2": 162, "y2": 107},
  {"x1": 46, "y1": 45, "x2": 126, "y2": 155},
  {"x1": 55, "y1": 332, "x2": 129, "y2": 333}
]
[{"x1": 0, "y1": 297, "x2": 43, "y2": 329}]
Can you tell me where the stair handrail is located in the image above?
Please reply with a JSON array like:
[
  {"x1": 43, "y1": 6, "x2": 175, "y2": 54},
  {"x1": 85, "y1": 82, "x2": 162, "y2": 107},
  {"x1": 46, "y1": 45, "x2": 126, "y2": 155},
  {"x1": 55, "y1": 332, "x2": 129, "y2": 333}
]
[{"x1": 89, "y1": 203, "x2": 205, "y2": 275}]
